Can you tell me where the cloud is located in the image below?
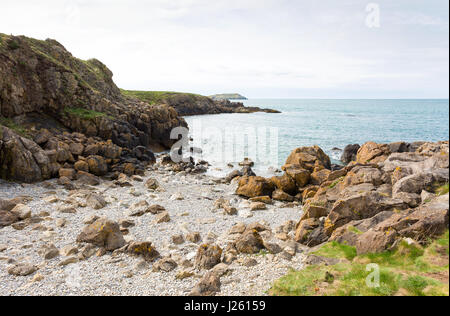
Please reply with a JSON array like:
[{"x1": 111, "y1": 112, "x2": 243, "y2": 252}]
[{"x1": 0, "y1": 0, "x2": 448, "y2": 98}]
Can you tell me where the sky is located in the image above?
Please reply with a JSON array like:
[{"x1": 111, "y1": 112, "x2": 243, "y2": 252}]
[{"x1": 1, "y1": 0, "x2": 448, "y2": 98}]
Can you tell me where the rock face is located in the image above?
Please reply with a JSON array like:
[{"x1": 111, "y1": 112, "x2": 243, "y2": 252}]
[
  {"x1": 292, "y1": 141, "x2": 449, "y2": 253},
  {"x1": 0, "y1": 34, "x2": 185, "y2": 182},
  {"x1": 341, "y1": 144, "x2": 360, "y2": 164}
]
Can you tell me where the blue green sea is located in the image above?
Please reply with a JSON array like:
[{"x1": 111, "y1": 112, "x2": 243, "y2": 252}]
[{"x1": 185, "y1": 99, "x2": 449, "y2": 176}]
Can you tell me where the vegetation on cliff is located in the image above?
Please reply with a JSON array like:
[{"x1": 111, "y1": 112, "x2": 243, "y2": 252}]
[
  {"x1": 271, "y1": 231, "x2": 449, "y2": 296},
  {"x1": 209, "y1": 93, "x2": 248, "y2": 101}
]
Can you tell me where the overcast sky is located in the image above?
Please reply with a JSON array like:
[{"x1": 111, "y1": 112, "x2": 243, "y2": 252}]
[{"x1": 1, "y1": 0, "x2": 448, "y2": 98}]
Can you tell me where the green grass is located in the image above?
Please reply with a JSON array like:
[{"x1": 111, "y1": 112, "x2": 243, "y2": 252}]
[
  {"x1": 270, "y1": 231, "x2": 449, "y2": 296},
  {"x1": 435, "y1": 183, "x2": 449, "y2": 196},
  {"x1": 313, "y1": 241, "x2": 357, "y2": 261},
  {"x1": 121, "y1": 89, "x2": 203, "y2": 105},
  {"x1": 0, "y1": 117, "x2": 29, "y2": 138},
  {"x1": 329, "y1": 177, "x2": 344, "y2": 189},
  {"x1": 64, "y1": 107, "x2": 111, "y2": 120}
]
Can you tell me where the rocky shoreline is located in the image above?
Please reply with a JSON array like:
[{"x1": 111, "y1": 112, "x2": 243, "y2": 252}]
[
  {"x1": 1, "y1": 33, "x2": 448, "y2": 296},
  {"x1": 0, "y1": 140, "x2": 448, "y2": 296}
]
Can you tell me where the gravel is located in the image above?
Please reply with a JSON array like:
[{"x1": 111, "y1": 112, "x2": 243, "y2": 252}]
[{"x1": 0, "y1": 162, "x2": 305, "y2": 296}]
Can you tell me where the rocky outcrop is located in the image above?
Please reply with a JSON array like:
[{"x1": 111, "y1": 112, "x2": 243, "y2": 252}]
[{"x1": 292, "y1": 141, "x2": 449, "y2": 253}]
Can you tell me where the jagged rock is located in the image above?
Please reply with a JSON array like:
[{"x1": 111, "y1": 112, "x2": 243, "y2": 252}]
[
  {"x1": 272, "y1": 189, "x2": 294, "y2": 202},
  {"x1": 283, "y1": 146, "x2": 331, "y2": 172},
  {"x1": 341, "y1": 144, "x2": 360, "y2": 163},
  {"x1": 189, "y1": 271, "x2": 221, "y2": 296},
  {"x1": 153, "y1": 257, "x2": 178, "y2": 272},
  {"x1": 10, "y1": 204, "x2": 31, "y2": 220},
  {"x1": 76, "y1": 218, "x2": 125, "y2": 251},
  {"x1": 236, "y1": 176, "x2": 275, "y2": 198},
  {"x1": 356, "y1": 142, "x2": 391, "y2": 164},
  {"x1": 86, "y1": 193, "x2": 107, "y2": 209},
  {"x1": 235, "y1": 230, "x2": 265, "y2": 254},
  {"x1": 300, "y1": 204, "x2": 329, "y2": 221},
  {"x1": 154, "y1": 211, "x2": 170, "y2": 223},
  {"x1": 126, "y1": 241, "x2": 160, "y2": 262},
  {"x1": 283, "y1": 165, "x2": 311, "y2": 188},
  {"x1": 195, "y1": 244, "x2": 222, "y2": 270},
  {"x1": 355, "y1": 194, "x2": 449, "y2": 254},
  {"x1": 270, "y1": 174, "x2": 297, "y2": 195},
  {"x1": 324, "y1": 191, "x2": 407, "y2": 235},
  {"x1": 145, "y1": 178, "x2": 159, "y2": 190}
]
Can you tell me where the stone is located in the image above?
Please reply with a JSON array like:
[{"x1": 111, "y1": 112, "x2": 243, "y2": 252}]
[
  {"x1": 153, "y1": 257, "x2": 178, "y2": 272},
  {"x1": 86, "y1": 193, "x2": 107, "y2": 210},
  {"x1": 86, "y1": 155, "x2": 108, "y2": 176},
  {"x1": 10, "y1": 204, "x2": 31, "y2": 220},
  {"x1": 126, "y1": 241, "x2": 160, "y2": 262},
  {"x1": 187, "y1": 232, "x2": 202, "y2": 243},
  {"x1": 145, "y1": 178, "x2": 159, "y2": 190},
  {"x1": 272, "y1": 189, "x2": 295, "y2": 202},
  {"x1": 189, "y1": 271, "x2": 221, "y2": 296},
  {"x1": 61, "y1": 245, "x2": 79, "y2": 257},
  {"x1": 154, "y1": 211, "x2": 170, "y2": 223},
  {"x1": 341, "y1": 144, "x2": 360, "y2": 163},
  {"x1": 39, "y1": 244, "x2": 60, "y2": 260},
  {"x1": 235, "y1": 231, "x2": 265, "y2": 254},
  {"x1": 241, "y1": 258, "x2": 258, "y2": 267},
  {"x1": 250, "y1": 202, "x2": 267, "y2": 211},
  {"x1": 8, "y1": 263, "x2": 37, "y2": 276},
  {"x1": 236, "y1": 176, "x2": 275, "y2": 198},
  {"x1": 59, "y1": 168, "x2": 76, "y2": 180},
  {"x1": 172, "y1": 234, "x2": 185, "y2": 245},
  {"x1": 195, "y1": 244, "x2": 223, "y2": 270},
  {"x1": 356, "y1": 142, "x2": 391, "y2": 164},
  {"x1": 76, "y1": 218, "x2": 126, "y2": 251},
  {"x1": 283, "y1": 165, "x2": 311, "y2": 188},
  {"x1": 270, "y1": 174, "x2": 297, "y2": 195},
  {"x1": 58, "y1": 256, "x2": 79, "y2": 266},
  {"x1": 147, "y1": 205, "x2": 166, "y2": 215},
  {"x1": 283, "y1": 146, "x2": 331, "y2": 172}
]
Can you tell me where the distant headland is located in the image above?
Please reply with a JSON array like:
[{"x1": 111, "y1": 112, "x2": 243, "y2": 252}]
[{"x1": 209, "y1": 93, "x2": 248, "y2": 101}]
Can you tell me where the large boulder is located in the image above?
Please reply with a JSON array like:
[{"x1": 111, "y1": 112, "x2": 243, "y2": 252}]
[
  {"x1": 283, "y1": 165, "x2": 311, "y2": 188},
  {"x1": 355, "y1": 194, "x2": 449, "y2": 254},
  {"x1": 356, "y1": 142, "x2": 391, "y2": 165},
  {"x1": 0, "y1": 126, "x2": 51, "y2": 183},
  {"x1": 236, "y1": 176, "x2": 275, "y2": 198},
  {"x1": 76, "y1": 218, "x2": 126, "y2": 251},
  {"x1": 270, "y1": 174, "x2": 297, "y2": 195},
  {"x1": 341, "y1": 144, "x2": 360, "y2": 164},
  {"x1": 324, "y1": 191, "x2": 407, "y2": 235},
  {"x1": 283, "y1": 145, "x2": 331, "y2": 172}
]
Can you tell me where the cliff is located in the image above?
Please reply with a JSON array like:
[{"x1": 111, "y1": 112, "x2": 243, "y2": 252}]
[{"x1": 0, "y1": 34, "x2": 186, "y2": 182}]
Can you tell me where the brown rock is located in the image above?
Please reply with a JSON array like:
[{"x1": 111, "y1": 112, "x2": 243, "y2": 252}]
[
  {"x1": 270, "y1": 174, "x2": 297, "y2": 195},
  {"x1": 356, "y1": 142, "x2": 390, "y2": 164},
  {"x1": 236, "y1": 176, "x2": 275, "y2": 198},
  {"x1": 195, "y1": 244, "x2": 223, "y2": 270},
  {"x1": 76, "y1": 218, "x2": 126, "y2": 251},
  {"x1": 235, "y1": 230, "x2": 264, "y2": 254},
  {"x1": 126, "y1": 241, "x2": 160, "y2": 262}
]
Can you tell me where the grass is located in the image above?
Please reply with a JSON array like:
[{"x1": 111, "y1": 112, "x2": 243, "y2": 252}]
[
  {"x1": 270, "y1": 231, "x2": 449, "y2": 296},
  {"x1": 329, "y1": 176, "x2": 344, "y2": 189},
  {"x1": 121, "y1": 89, "x2": 203, "y2": 105},
  {"x1": 0, "y1": 117, "x2": 30, "y2": 138},
  {"x1": 435, "y1": 183, "x2": 449, "y2": 196},
  {"x1": 64, "y1": 107, "x2": 111, "y2": 120}
]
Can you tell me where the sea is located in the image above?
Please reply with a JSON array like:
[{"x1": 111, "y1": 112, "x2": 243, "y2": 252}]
[{"x1": 184, "y1": 99, "x2": 449, "y2": 177}]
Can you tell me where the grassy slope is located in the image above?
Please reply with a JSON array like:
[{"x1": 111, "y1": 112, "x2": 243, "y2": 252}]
[
  {"x1": 121, "y1": 89, "x2": 204, "y2": 105},
  {"x1": 270, "y1": 231, "x2": 449, "y2": 296}
]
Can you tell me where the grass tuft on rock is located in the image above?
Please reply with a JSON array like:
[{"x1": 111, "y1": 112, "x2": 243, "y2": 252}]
[
  {"x1": 0, "y1": 117, "x2": 30, "y2": 138},
  {"x1": 270, "y1": 231, "x2": 449, "y2": 296},
  {"x1": 64, "y1": 107, "x2": 110, "y2": 120}
]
